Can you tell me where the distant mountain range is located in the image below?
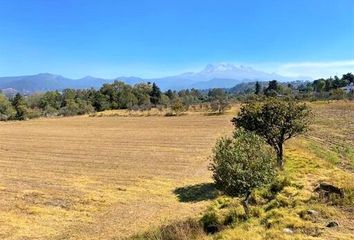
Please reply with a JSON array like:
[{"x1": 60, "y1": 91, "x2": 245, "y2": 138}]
[{"x1": 0, "y1": 63, "x2": 311, "y2": 94}]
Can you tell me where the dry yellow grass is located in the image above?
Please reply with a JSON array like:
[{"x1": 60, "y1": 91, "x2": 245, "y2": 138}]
[
  {"x1": 0, "y1": 101, "x2": 353, "y2": 240},
  {"x1": 0, "y1": 114, "x2": 233, "y2": 239}
]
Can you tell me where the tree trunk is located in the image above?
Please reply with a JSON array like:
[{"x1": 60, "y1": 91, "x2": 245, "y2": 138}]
[
  {"x1": 242, "y1": 192, "x2": 251, "y2": 216},
  {"x1": 276, "y1": 144, "x2": 284, "y2": 169}
]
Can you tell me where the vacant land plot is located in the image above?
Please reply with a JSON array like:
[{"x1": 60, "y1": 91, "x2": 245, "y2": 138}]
[
  {"x1": 0, "y1": 114, "x2": 233, "y2": 239},
  {"x1": 1, "y1": 101, "x2": 353, "y2": 240},
  {"x1": 307, "y1": 101, "x2": 354, "y2": 171}
]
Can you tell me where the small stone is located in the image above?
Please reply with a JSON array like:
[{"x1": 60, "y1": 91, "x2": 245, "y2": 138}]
[
  {"x1": 307, "y1": 209, "x2": 318, "y2": 215},
  {"x1": 283, "y1": 228, "x2": 294, "y2": 234},
  {"x1": 326, "y1": 221, "x2": 339, "y2": 228}
]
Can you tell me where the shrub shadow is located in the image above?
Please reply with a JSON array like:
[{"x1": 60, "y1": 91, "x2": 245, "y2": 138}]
[{"x1": 173, "y1": 183, "x2": 219, "y2": 202}]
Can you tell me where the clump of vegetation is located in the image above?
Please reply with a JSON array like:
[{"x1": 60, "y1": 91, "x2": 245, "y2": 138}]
[
  {"x1": 12, "y1": 92, "x2": 29, "y2": 120},
  {"x1": 129, "y1": 218, "x2": 204, "y2": 240},
  {"x1": 208, "y1": 88, "x2": 231, "y2": 114},
  {"x1": 168, "y1": 98, "x2": 186, "y2": 116},
  {"x1": 0, "y1": 94, "x2": 15, "y2": 120},
  {"x1": 232, "y1": 98, "x2": 311, "y2": 168},
  {"x1": 210, "y1": 129, "x2": 277, "y2": 214}
]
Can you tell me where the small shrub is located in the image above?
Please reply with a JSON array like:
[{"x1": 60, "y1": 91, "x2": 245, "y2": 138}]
[
  {"x1": 129, "y1": 218, "x2": 204, "y2": 240},
  {"x1": 269, "y1": 176, "x2": 292, "y2": 195},
  {"x1": 210, "y1": 129, "x2": 277, "y2": 214},
  {"x1": 200, "y1": 210, "x2": 223, "y2": 234},
  {"x1": 223, "y1": 205, "x2": 247, "y2": 226}
]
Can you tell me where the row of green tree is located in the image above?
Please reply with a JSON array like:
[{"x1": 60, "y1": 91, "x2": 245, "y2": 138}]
[
  {"x1": 249, "y1": 73, "x2": 354, "y2": 100},
  {"x1": 0, "y1": 81, "x2": 232, "y2": 121}
]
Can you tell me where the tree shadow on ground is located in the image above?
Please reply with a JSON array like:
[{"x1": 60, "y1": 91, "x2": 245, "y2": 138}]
[{"x1": 173, "y1": 183, "x2": 219, "y2": 202}]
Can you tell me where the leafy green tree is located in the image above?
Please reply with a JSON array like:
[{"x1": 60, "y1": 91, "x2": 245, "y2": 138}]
[
  {"x1": 170, "y1": 98, "x2": 185, "y2": 116},
  {"x1": 313, "y1": 79, "x2": 326, "y2": 93},
  {"x1": 332, "y1": 76, "x2": 344, "y2": 89},
  {"x1": 208, "y1": 88, "x2": 226, "y2": 100},
  {"x1": 60, "y1": 98, "x2": 80, "y2": 116},
  {"x1": 210, "y1": 129, "x2": 276, "y2": 214},
  {"x1": 76, "y1": 99, "x2": 95, "y2": 115},
  {"x1": 210, "y1": 99, "x2": 230, "y2": 114},
  {"x1": 92, "y1": 91, "x2": 110, "y2": 112},
  {"x1": 264, "y1": 80, "x2": 279, "y2": 97},
  {"x1": 117, "y1": 85, "x2": 138, "y2": 109},
  {"x1": 0, "y1": 94, "x2": 15, "y2": 121},
  {"x1": 133, "y1": 83, "x2": 152, "y2": 105},
  {"x1": 39, "y1": 91, "x2": 61, "y2": 116},
  {"x1": 165, "y1": 89, "x2": 174, "y2": 100},
  {"x1": 342, "y1": 73, "x2": 354, "y2": 84},
  {"x1": 324, "y1": 78, "x2": 333, "y2": 91},
  {"x1": 232, "y1": 98, "x2": 311, "y2": 169},
  {"x1": 12, "y1": 93, "x2": 28, "y2": 120}
]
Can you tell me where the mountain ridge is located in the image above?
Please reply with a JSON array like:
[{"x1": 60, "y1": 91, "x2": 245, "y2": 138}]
[{"x1": 0, "y1": 64, "x2": 311, "y2": 93}]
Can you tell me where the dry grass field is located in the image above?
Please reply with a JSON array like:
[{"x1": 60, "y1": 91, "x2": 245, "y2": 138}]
[
  {"x1": 0, "y1": 101, "x2": 354, "y2": 240},
  {"x1": 0, "y1": 112, "x2": 233, "y2": 239}
]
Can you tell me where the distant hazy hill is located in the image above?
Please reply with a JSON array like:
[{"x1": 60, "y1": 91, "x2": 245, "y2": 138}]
[
  {"x1": 0, "y1": 63, "x2": 310, "y2": 93},
  {"x1": 0, "y1": 73, "x2": 111, "y2": 94}
]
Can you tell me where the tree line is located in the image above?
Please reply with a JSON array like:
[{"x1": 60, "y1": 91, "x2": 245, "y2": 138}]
[
  {"x1": 0, "y1": 72, "x2": 352, "y2": 121},
  {"x1": 248, "y1": 72, "x2": 354, "y2": 100},
  {"x1": 0, "y1": 81, "x2": 232, "y2": 121}
]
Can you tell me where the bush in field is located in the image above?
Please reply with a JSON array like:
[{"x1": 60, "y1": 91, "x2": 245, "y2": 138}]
[
  {"x1": 232, "y1": 98, "x2": 311, "y2": 169},
  {"x1": 210, "y1": 99, "x2": 231, "y2": 114},
  {"x1": 0, "y1": 94, "x2": 15, "y2": 121},
  {"x1": 210, "y1": 129, "x2": 276, "y2": 214},
  {"x1": 170, "y1": 98, "x2": 185, "y2": 116}
]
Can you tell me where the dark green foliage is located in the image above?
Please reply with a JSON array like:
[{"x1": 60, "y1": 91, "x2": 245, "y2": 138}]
[
  {"x1": 92, "y1": 91, "x2": 110, "y2": 112},
  {"x1": 41, "y1": 91, "x2": 61, "y2": 109},
  {"x1": 208, "y1": 88, "x2": 226, "y2": 100},
  {"x1": 264, "y1": 80, "x2": 280, "y2": 97},
  {"x1": 200, "y1": 210, "x2": 222, "y2": 233},
  {"x1": 232, "y1": 98, "x2": 311, "y2": 168},
  {"x1": 174, "y1": 183, "x2": 218, "y2": 202},
  {"x1": 342, "y1": 72, "x2": 354, "y2": 83},
  {"x1": 0, "y1": 94, "x2": 15, "y2": 120},
  {"x1": 12, "y1": 93, "x2": 28, "y2": 120},
  {"x1": 210, "y1": 129, "x2": 276, "y2": 197},
  {"x1": 313, "y1": 79, "x2": 326, "y2": 93},
  {"x1": 255, "y1": 81, "x2": 261, "y2": 95},
  {"x1": 150, "y1": 82, "x2": 161, "y2": 105}
]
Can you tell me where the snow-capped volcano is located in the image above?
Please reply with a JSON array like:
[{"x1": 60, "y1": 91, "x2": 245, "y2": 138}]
[{"x1": 155, "y1": 63, "x2": 299, "y2": 88}]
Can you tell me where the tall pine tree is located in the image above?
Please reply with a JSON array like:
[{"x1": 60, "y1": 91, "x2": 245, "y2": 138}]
[
  {"x1": 12, "y1": 93, "x2": 28, "y2": 120},
  {"x1": 150, "y1": 83, "x2": 161, "y2": 105}
]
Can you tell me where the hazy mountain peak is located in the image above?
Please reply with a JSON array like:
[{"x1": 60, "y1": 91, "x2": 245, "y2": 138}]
[
  {"x1": 0, "y1": 63, "x2": 310, "y2": 93},
  {"x1": 203, "y1": 63, "x2": 239, "y2": 72}
]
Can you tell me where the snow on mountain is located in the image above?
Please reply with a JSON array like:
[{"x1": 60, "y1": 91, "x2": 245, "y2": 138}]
[{"x1": 0, "y1": 63, "x2": 310, "y2": 93}]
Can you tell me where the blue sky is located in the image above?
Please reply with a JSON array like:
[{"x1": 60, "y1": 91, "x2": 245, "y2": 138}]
[{"x1": 0, "y1": 0, "x2": 353, "y2": 79}]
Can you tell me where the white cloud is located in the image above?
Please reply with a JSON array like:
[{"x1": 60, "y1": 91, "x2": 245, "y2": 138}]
[{"x1": 275, "y1": 60, "x2": 354, "y2": 79}]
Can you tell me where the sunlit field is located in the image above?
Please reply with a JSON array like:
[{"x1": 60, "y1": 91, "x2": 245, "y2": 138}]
[
  {"x1": 0, "y1": 102, "x2": 353, "y2": 239},
  {"x1": 0, "y1": 112, "x2": 233, "y2": 239}
]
